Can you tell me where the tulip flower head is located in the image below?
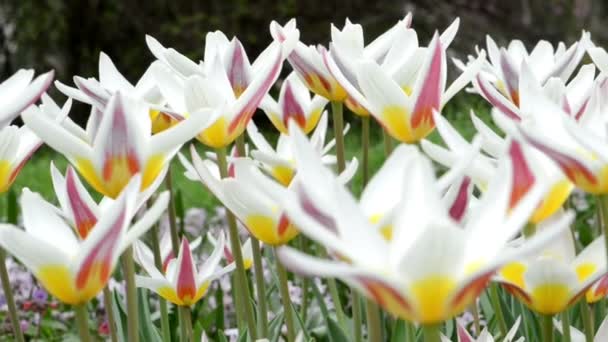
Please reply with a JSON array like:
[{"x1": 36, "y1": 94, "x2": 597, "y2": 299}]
[
  {"x1": 23, "y1": 92, "x2": 217, "y2": 198},
  {"x1": 442, "y1": 316, "x2": 523, "y2": 342},
  {"x1": 334, "y1": 27, "x2": 485, "y2": 143},
  {"x1": 207, "y1": 232, "x2": 255, "y2": 270},
  {"x1": 422, "y1": 111, "x2": 573, "y2": 223},
  {"x1": 272, "y1": 125, "x2": 570, "y2": 324},
  {"x1": 247, "y1": 113, "x2": 353, "y2": 186},
  {"x1": 136, "y1": 235, "x2": 234, "y2": 306},
  {"x1": 147, "y1": 31, "x2": 295, "y2": 148},
  {"x1": 260, "y1": 73, "x2": 328, "y2": 134},
  {"x1": 496, "y1": 215, "x2": 607, "y2": 315},
  {"x1": 0, "y1": 176, "x2": 168, "y2": 304},
  {"x1": 133, "y1": 233, "x2": 202, "y2": 274},
  {"x1": 0, "y1": 69, "x2": 54, "y2": 127},
  {"x1": 181, "y1": 149, "x2": 299, "y2": 245}
]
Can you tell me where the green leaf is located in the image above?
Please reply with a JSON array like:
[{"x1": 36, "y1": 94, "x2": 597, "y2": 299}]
[
  {"x1": 112, "y1": 289, "x2": 128, "y2": 342},
  {"x1": 137, "y1": 288, "x2": 162, "y2": 342},
  {"x1": 269, "y1": 311, "x2": 285, "y2": 342},
  {"x1": 390, "y1": 319, "x2": 406, "y2": 342}
]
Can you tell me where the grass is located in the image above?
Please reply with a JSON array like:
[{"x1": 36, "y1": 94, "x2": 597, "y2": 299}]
[{"x1": 2, "y1": 94, "x2": 493, "y2": 215}]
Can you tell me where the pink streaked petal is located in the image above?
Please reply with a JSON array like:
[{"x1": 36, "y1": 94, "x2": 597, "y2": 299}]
[
  {"x1": 475, "y1": 75, "x2": 521, "y2": 121},
  {"x1": 0, "y1": 70, "x2": 54, "y2": 125},
  {"x1": 574, "y1": 98, "x2": 590, "y2": 121},
  {"x1": 457, "y1": 322, "x2": 474, "y2": 342},
  {"x1": 296, "y1": 185, "x2": 337, "y2": 234},
  {"x1": 228, "y1": 46, "x2": 283, "y2": 134},
  {"x1": 66, "y1": 167, "x2": 98, "y2": 239},
  {"x1": 522, "y1": 131, "x2": 597, "y2": 186},
  {"x1": 73, "y1": 77, "x2": 110, "y2": 109},
  {"x1": 508, "y1": 141, "x2": 535, "y2": 209},
  {"x1": 448, "y1": 176, "x2": 471, "y2": 223},
  {"x1": 176, "y1": 238, "x2": 197, "y2": 302},
  {"x1": 593, "y1": 274, "x2": 608, "y2": 298},
  {"x1": 411, "y1": 35, "x2": 444, "y2": 130},
  {"x1": 281, "y1": 80, "x2": 307, "y2": 129},
  {"x1": 162, "y1": 251, "x2": 175, "y2": 274},
  {"x1": 450, "y1": 271, "x2": 494, "y2": 310},
  {"x1": 7, "y1": 141, "x2": 42, "y2": 187},
  {"x1": 277, "y1": 213, "x2": 291, "y2": 237},
  {"x1": 226, "y1": 38, "x2": 251, "y2": 96},
  {"x1": 499, "y1": 50, "x2": 520, "y2": 106},
  {"x1": 75, "y1": 208, "x2": 126, "y2": 290}
]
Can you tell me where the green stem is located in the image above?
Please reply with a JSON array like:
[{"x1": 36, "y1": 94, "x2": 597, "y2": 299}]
[
  {"x1": 366, "y1": 299, "x2": 383, "y2": 342},
  {"x1": 383, "y1": 128, "x2": 393, "y2": 156},
  {"x1": 598, "y1": 195, "x2": 608, "y2": 274},
  {"x1": 251, "y1": 237, "x2": 269, "y2": 338},
  {"x1": 327, "y1": 273, "x2": 346, "y2": 329},
  {"x1": 165, "y1": 168, "x2": 180, "y2": 253},
  {"x1": 235, "y1": 134, "x2": 269, "y2": 338},
  {"x1": 406, "y1": 321, "x2": 417, "y2": 341},
  {"x1": 581, "y1": 300, "x2": 594, "y2": 342},
  {"x1": 179, "y1": 306, "x2": 193, "y2": 342},
  {"x1": 103, "y1": 287, "x2": 119, "y2": 342},
  {"x1": 523, "y1": 223, "x2": 537, "y2": 238},
  {"x1": 331, "y1": 101, "x2": 346, "y2": 172},
  {"x1": 561, "y1": 310, "x2": 571, "y2": 342},
  {"x1": 542, "y1": 314, "x2": 553, "y2": 342},
  {"x1": 150, "y1": 223, "x2": 171, "y2": 342},
  {"x1": 352, "y1": 293, "x2": 362, "y2": 342},
  {"x1": 361, "y1": 116, "x2": 370, "y2": 185},
  {"x1": 422, "y1": 324, "x2": 441, "y2": 342},
  {"x1": 122, "y1": 247, "x2": 139, "y2": 342},
  {"x1": 216, "y1": 146, "x2": 258, "y2": 340},
  {"x1": 0, "y1": 249, "x2": 24, "y2": 342},
  {"x1": 470, "y1": 302, "x2": 481, "y2": 336},
  {"x1": 489, "y1": 284, "x2": 508, "y2": 337},
  {"x1": 275, "y1": 247, "x2": 296, "y2": 342},
  {"x1": 74, "y1": 303, "x2": 92, "y2": 342}
]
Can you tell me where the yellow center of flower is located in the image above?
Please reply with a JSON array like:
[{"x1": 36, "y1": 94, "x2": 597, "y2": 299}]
[
  {"x1": 37, "y1": 265, "x2": 105, "y2": 305},
  {"x1": 369, "y1": 213, "x2": 393, "y2": 240},
  {"x1": 158, "y1": 281, "x2": 210, "y2": 306},
  {"x1": 500, "y1": 262, "x2": 527, "y2": 288},
  {"x1": 410, "y1": 275, "x2": 457, "y2": 324},
  {"x1": 271, "y1": 165, "x2": 295, "y2": 186},
  {"x1": 149, "y1": 110, "x2": 176, "y2": 134},
  {"x1": 530, "y1": 283, "x2": 570, "y2": 314},
  {"x1": 0, "y1": 160, "x2": 13, "y2": 193},
  {"x1": 245, "y1": 214, "x2": 298, "y2": 245}
]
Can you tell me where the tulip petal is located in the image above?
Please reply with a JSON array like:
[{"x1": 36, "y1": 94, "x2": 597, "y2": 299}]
[
  {"x1": 410, "y1": 34, "x2": 445, "y2": 131},
  {"x1": 99, "y1": 52, "x2": 134, "y2": 93},
  {"x1": 0, "y1": 224, "x2": 69, "y2": 273},
  {"x1": 0, "y1": 70, "x2": 54, "y2": 125}
]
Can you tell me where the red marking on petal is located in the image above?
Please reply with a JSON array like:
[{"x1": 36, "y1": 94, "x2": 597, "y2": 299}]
[
  {"x1": 501, "y1": 282, "x2": 532, "y2": 304},
  {"x1": 176, "y1": 238, "x2": 197, "y2": 301},
  {"x1": 281, "y1": 80, "x2": 307, "y2": 129},
  {"x1": 8, "y1": 142, "x2": 43, "y2": 186},
  {"x1": 509, "y1": 141, "x2": 535, "y2": 209},
  {"x1": 297, "y1": 185, "x2": 337, "y2": 234},
  {"x1": 223, "y1": 246, "x2": 234, "y2": 264},
  {"x1": 457, "y1": 323, "x2": 474, "y2": 342},
  {"x1": 228, "y1": 51, "x2": 282, "y2": 134},
  {"x1": 162, "y1": 251, "x2": 175, "y2": 274},
  {"x1": 358, "y1": 276, "x2": 412, "y2": 312},
  {"x1": 66, "y1": 167, "x2": 98, "y2": 239},
  {"x1": 499, "y1": 51, "x2": 520, "y2": 107},
  {"x1": 76, "y1": 209, "x2": 126, "y2": 290},
  {"x1": 227, "y1": 147, "x2": 239, "y2": 178},
  {"x1": 523, "y1": 132, "x2": 597, "y2": 186},
  {"x1": 476, "y1": 75, "x2": 521, "y2": 121},
  {"x1": 451, "y1": 272, "x2": 493, "y2": 309},
  {"x1": 574, "y1": 98, "x2": 589, "y2": 121},
  {"x1": 227, "y1": 39, "x2": 250, "y2": 97},
  {"x1": 74, "y1": 78, "x2": 109, "y2": 107},
  {"x1": 277, "y1": 213, "x2": 290, "y2": 236},
  {"x1": 448, "y1": 177, "x2": 471, "y2": 223},
  {"x1": 102, "y1": 97, "x2": 141, "y2": 182},
  {"x1": 593, "y1": 274, "x2": 608, "y2": 298},
  {"x1": 411, "y1": 37, "x2": 443, "y2": 129}
]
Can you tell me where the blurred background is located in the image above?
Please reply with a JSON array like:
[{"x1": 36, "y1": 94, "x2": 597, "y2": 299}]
[{"x1": 0, "y1": 0, "x2": 605, "y2": 123}]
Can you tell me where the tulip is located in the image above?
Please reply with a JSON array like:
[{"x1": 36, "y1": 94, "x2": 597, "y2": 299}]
[
  {"x1": 0, "y1": 69, "x2": 54, "y2": 126},
  {"x1": 441, "y1": 316, "x2": 522, "y2": 342},
  {"x1": 271, "y1": 125, "x2": 571, "y2": 325},
  {"x1": 22, "y1": 92, "x2": 217, "y2": 198},
  {"x1": 0, "y1": 176, "x2": 167, "y2": 304},
  {"x1": 207, "y1": 232, "x2": 255, "y2": 270},
  {"x1": 136, "y1": 235, "x2": 234, "y2": 306},
  {"x1": 260, "y1": 73, "x2": 328, "y2": 134},
  {"x1": 134, "y1": 232, "x2": 202, "y2": 273}
]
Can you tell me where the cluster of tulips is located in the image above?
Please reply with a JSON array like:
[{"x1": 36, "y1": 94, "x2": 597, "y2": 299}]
[{"x1": 3, "y1": 11, "x2": 608, "y2": 342}]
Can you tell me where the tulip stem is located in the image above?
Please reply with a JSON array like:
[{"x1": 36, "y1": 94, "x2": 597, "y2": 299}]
[
  {"x1": 150, "y1": 223, "x2": 171, "y2": 342},
  {"x1": 165, "y1": 168, "x2": 180, "y2": 253},
  {"x1": 122, "y1": 246, "x2": 139, "y2": 342},
  {"x1": 383, "y1": 129, "x2": 393, "y2": 156},
  {"x1": 542, "y1": 314, "x2": 553, "y2": 342},
  {"x1": 366, "y1": 299, "x2": 383, "y2": 342},
  {"x1": 361, "y1": 116, "x2": 370, "y2": 185},
  {"x1": 561, "y1": 310, "x2": 571, "y2": 342},
  {"x1": 216, "y1": 146, "x2": 258, "y2": 340},
  {"x1": 352, "y1": 292, "x2": 362, "y2": 342},
  {"x1": 470, "y1": 302, "x2": 481, "y2": 335},
  {"x1": 275, "y1": 247, "x2": 296, "y2": 342},
  {"x1": 179, "y1": 306, "x2": 193, "y2": 342},
  {"x1": 581, "y1": 300, "x2": 594, "y2": 342},
  {"x1": 597, "y1": 195, "x2": 608, "y2": 273},
  {"x1": 251, "y1": 238, "x2": 269, "y2": 337},
  {"x1": 236, "y1": 134, "x2": 269, "y2": 338},
  {"x1": 489, "y1": 284, "x2": 508, "y2": 337},
  {"x1": 74, "y1": 303, "x2": 92, "y2": 342},
  {"x1": 422, "y1": 324, "x2": 441, "y2": 342},
  {"x1": 0, "y1": 249, "x2": 24, "y2": 342},
  {"x1": 331, "y1": 101, "x2": 346, "y2": 172},
  {"x1": 102, "y1": 287, "x2": 119, "y2": 342}
]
